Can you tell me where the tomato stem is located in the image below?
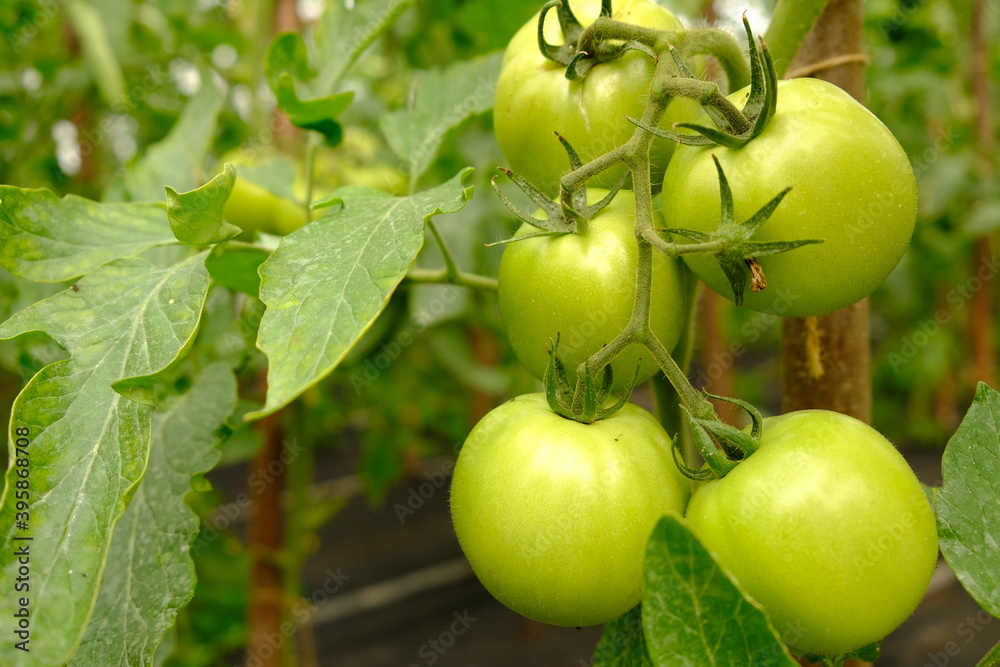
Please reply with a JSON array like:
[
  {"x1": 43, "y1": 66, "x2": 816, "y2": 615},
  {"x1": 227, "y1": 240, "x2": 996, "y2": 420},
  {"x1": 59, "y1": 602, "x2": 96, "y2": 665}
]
[
  {"x1": 763, "y1": 0, "x2": 832, "y2": 78},
  {"x1": 406, "y1": 267, "x2": 498, "y2": 291}
]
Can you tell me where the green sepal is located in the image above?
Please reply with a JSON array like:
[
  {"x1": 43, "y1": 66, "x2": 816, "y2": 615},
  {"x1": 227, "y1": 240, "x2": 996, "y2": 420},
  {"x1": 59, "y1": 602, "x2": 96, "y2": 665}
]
[
  {"x1": 684, "y1": 409, "x2": 739, "y2": 478},
  {"x1": 703, "y1": 391, "x2": 764, "y2": 441},
  {"x1": 672, "y1": 122, "x2": 749, "y2": 149},
  {"x1": 544, "y1": 335, "x2": 576, "y2": 420},
  {"x1": 595, "y1": 362, "x2": 640, "y2": 421},
  {"x1": 542, "y1": 334, "x2": 635, "y2": 425},
  {"x1": 671, "y1": 438, "x2": 719, "y2": 482},
  {"x1": 537, "y1": 0, "x2": 582, "y2": 66},
  {"x1": 664, "y1": 228, "x2": 713, "y2": 243},
  {"x1": 555, "y1": 131, "x2": 584, "y2": 171},
  {"x1": 690, "y1": 417, "x2": 756, "y2": 460},
  {"x1": 575, "y1": 173, "x2": 628, "y2": 220},
  {"x1": 669, "y1": 156, "x2": 818, "y2": 306},
  {"x1": 650, "y1": 16, "x2": 779, "y2": 149},
  {"x1": 579, "y1": 362, "x2": 615, "y2": 423},
  {"x1": 491, "y1": 169, "x2": 577, "y2": 234},
  {"x1": 626, "y1": 116, "x2": 717, "y2": 146}
]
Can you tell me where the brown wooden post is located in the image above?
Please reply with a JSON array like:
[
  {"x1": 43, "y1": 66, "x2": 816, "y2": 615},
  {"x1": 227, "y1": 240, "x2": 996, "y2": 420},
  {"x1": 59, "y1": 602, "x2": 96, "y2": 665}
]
[
  {"x1": 780, "y1": 0, "x2": 871, "y2": 425},
  {"x1": 969, "y1": 0, "x2": 997, "y2": 390}
]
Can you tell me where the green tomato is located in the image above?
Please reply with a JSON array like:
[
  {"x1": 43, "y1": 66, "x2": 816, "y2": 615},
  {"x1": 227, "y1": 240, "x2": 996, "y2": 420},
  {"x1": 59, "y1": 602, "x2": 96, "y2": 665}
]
[
  {"x1": 498, "y1": 188, "x2": 688, "y2": 391},
  {"x1": 450, "y1": 393, "x2": 690, "y2": 626},
  {"x1": 223, "y1": 177, "x2": 305, "y2": 237},
  {"x1": 494, "y1": 0, "x2": 703, "y2": 194},
  {"x1": 685, "y1": 410, "x2": 938, "y2": 655},
  {"x1": 661, "y1": 77, "x2": 917, "y2": 316}
]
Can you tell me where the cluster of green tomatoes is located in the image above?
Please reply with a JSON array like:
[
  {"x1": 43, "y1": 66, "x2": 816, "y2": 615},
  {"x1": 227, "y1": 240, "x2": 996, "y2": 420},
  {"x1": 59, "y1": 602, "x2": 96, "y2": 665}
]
[{"x1": 450, "y1": 0, "x2": 939, "y2": 658}]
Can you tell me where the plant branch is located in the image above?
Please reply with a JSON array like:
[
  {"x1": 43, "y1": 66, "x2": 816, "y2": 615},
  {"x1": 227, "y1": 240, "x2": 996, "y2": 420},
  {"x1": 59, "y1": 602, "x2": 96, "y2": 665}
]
[
  {"x1": 764, "y1": 0, "x2": 832, "y2": 78},
  {"x1": 406, "y1": 267, "x2": 498, "y2": 291},
  {"x1": 673, "y1": 28, "x2": 751, "y2": 90}
]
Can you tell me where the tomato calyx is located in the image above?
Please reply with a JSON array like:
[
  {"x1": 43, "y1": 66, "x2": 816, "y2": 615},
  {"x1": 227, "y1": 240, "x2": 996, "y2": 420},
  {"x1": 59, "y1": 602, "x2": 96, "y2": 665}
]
[
  {"x1": 673, "y1": 393, "x2": 764, "y2": 481},
  {"x1": 543, "y1": 334, "x2": 638, "y2": 424},
  {"x1": 536, "y1": 0, "x2": 667, "y2": 80},
  {"x1": 490, "y1": 139, "x2": 628, "y2": 241},
  {"x1": 630, "y1": 16, "x2": 777, "y2": 149},
  {"x1": 663, "y1": 155, "x2": 821, "y2": 306}
]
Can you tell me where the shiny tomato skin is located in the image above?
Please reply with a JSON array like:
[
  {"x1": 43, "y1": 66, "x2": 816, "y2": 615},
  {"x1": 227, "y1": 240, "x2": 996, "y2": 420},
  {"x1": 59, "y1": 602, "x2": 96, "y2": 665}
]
[
  {"x1": 450, "y1": 393, "x2": 690, "y2": 627},
  {"x1": 662, "y1": 77, "x2": 917, "y2": 316},
  {"x1": 685, "y1": 410, "x2": 938, "y2": 655}
]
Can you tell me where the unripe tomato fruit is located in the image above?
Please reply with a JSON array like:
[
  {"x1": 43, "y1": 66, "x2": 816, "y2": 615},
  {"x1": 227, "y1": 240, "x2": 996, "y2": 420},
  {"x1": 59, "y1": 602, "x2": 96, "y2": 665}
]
[
  {"x1": 494, "y1": 0, "x2": 702, "y2": 194},
  {"x1": 498, "y1": 189, "x2": 688, "y2": 391},
  {"x1": 450, "y1": 393, "x2": 690, "y2": 626},
  {"x1": 662, "y1": 77, "x2": 917, "y2": 316},
  {"x1": 685, "y1": 410, "x2": 938, "y2": 655},
  {"x1": 223, "y1": 176, "x2": 305, "y2": 237}
]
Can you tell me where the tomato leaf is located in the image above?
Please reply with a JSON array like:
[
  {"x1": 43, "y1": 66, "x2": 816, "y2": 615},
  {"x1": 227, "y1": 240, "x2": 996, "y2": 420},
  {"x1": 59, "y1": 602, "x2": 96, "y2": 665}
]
[
  {"x1": 0, "y1": 187, "x2": 176, "y2": 282},
  {"x1": 642, "y1": 515, "x2": 798, "y2": 666},
  {"x1": 313, "y1": 0, "x2": 416, "y2": 88},
  {"x1": 593, "y1": 606, "x2": 654, "y2": 667},
  {"x1": 205, "y1": 244, "x2": 270, "y2": 296},
  {"x1": 975, "y1": 640, "x2": 1000, "y2": 667},
  {"x1": 380, "y1": 52, "x2": 502, "y2": 182},
  {"x1": 0, "y1": 253, "x2": 211, "y2": 666},
  {"x1": 165, "y1": 164, "x2": 242, "y2": 246},
  {"x1": 68, "y1": 363, "x2": 236, "y2": 667},
  {"x1": 936, "y1": 382, "x2": 1000, "y2": 616},
  {"x1": 248, "y1": 169, "x2": 474, "y2": 420}
]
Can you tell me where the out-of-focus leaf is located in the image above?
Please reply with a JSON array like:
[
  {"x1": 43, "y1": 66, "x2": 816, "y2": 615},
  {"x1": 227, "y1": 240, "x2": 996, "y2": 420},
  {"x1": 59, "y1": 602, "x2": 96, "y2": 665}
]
[
  {"x1": 247, "y1": 169, "x2": 474, "y2": 420},
  {"x1": 0, "y1": 253, "x2": 211, "y2": 667},
  {"x1": 65, "y1": 0, "x2": 126, "y2": 107},
  {"x1": 166, "y1": 164, "x2": 242, "y2": 246},
  {"x1": 205, "y1": 244, "x2": 270, "y2": 296},
  {"x1": 963, "y1": 198, "x2": 1000, "y2": 236},
  {"x1": 314, "y1": 0, "x2": 416, "y2": 88},
  {"x1": 264, "y1": 33, "x2": 354, "y2": 146},
  {"x1": 124, "y1": 78, "x2": 223, "y2": 202},
  {"x1": 380, "y1": 52, "x2": 502, "y2": 181},
  {"x1": 936, "y1": 382, "x2": 1000, "y2": 616},
  {"x1": 0, "y1": 187, "x2": 175, "y2": 282},
  {"x1": 69, "y1": 363, "x2": 236, "y2": 667},
  {"x1": 975, "y1": 640, "x2": 1000, "y2": 667}
]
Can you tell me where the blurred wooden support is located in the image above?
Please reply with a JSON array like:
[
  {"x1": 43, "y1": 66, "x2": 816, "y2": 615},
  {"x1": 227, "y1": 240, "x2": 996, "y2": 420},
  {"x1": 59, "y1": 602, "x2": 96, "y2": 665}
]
[
  {"x1": 697, "y1": 288, "x2": 740, "y2": 425},
  {"x1": 782, "y1": 301, "x2": 871, "y2": 423},
  {"x1": 781, "y1": 0, "x2": 871, "y2": 425},
  {"x1": 247, "y1": 413, "x2": 287, "y2": 667},
  {"x1": 969, "y1": 0, "x2": 997, "y2": 390}
]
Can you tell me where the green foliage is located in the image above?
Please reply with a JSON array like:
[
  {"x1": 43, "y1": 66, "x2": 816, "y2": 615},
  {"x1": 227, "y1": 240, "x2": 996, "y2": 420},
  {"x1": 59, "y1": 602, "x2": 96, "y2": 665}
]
[
  {"x1": 0, "y1": 0, "x2": 998, "y2": 664},
  {"x1": 936, "y1": 383, "x2": 1000, "y2": 616},
  {"x1": 640, "y1": 516, "x2": 796, "y2": 665}
]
